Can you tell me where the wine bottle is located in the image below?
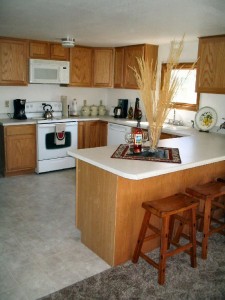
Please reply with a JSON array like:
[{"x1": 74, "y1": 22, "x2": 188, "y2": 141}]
[
  {"x1": 133, "y1": 120, "x2": 143, "y2": 153},
  {"x1": 134, "y1": 98, "x2": 142, "y2": 120}
]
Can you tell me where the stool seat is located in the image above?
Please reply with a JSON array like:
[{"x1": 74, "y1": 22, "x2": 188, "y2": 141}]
[
  {"x1": 186, "y1": 181, "x2": 225, "y2": 260},
  {"x1": 132, "y1": 193, "x2": 198, "y2": 285}
]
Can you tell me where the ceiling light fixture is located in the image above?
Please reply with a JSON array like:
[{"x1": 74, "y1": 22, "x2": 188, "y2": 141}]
[{"x1": 61, "y1": 37, "x2": 75, "y2": 48}]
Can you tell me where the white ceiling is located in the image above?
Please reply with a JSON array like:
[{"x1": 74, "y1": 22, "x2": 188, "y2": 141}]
[{"x1": 0, "y1": 0, "x2": 225, "y2": 47}]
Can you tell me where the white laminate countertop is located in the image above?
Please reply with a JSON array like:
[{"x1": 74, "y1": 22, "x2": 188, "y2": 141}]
[{"x1": 68, "y1": 132, "x2": 225, "y2": 180}]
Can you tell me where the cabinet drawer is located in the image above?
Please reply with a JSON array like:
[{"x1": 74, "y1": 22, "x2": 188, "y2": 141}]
[{"x1": 5, "y1": 125, "x2": 36, "y2": 136}]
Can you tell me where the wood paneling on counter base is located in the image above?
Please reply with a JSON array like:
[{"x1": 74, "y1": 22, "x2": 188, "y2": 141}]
[{"x1": 76, "y1": 159, "x2": 225, "y2": 266}]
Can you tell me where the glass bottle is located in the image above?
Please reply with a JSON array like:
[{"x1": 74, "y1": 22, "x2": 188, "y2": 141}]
[
  {"x1": 128, "y1": 104, "x2": 134, "y2": 119},
  {"x1": 134, "y1": 98, "x2": 142, "y2": 120},
  {"x1": 133, "y1": 120, "x2": 143, "y2": 153}
]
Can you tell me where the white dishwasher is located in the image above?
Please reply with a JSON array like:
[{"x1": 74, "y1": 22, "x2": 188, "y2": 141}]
[{"x1": 107, "y1": 123, "x2": 132, "y2": 145}]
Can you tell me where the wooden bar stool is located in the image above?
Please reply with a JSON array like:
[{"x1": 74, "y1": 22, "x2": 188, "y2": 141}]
[
  {"x1": 186, "y1": 181, "x2": 225, "y2": 260},
  {"x1": 132, "y1": 193, "x2": 198, "y2": 285}
]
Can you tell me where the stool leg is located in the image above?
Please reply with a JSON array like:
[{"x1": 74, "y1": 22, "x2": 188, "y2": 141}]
[
  {"x1": 132, "y1": 211, "x2": 151, "y2": 263},
  {"x1": 202, "y1": 198, "x2": 212, "y2": 260},
  {"x1": 158, "y1": 215, "x2": 170, "y2": 285},
  {"x1": 172, "y1": 211, "x2": 188, "y2": 244},
  {"x1": 189, "y1": 208, "x2": 197, "y2": 268}
]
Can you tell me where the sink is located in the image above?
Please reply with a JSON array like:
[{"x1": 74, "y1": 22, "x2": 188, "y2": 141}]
[{"x1": 163, "y1": 124, "x2": 190, "y2": 130}]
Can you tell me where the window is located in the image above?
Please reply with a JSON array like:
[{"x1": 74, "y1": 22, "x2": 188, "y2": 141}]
[{"x1": 161, "y1": 63, "x2": 199, "y2": 111}]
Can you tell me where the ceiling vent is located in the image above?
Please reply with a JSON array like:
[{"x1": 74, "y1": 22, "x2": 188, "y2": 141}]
[{"x1": 61, "y1": 37, "x2": 75, "y2": 48}]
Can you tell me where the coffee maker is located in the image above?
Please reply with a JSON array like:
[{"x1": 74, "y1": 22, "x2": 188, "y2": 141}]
[
  {"x1": 114, "y1": 99, "x2": 128, "y2": 118},
  {"x1": 13, "y1": 99, "x2": 27, "y2": 119}
]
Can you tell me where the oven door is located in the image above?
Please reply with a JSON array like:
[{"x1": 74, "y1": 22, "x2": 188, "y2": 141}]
[{"x1": 37, "y1": 122, "x2": 78, "y2": 161}]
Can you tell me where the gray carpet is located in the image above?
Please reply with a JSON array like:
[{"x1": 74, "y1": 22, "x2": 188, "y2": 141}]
[{"x1": 38, "y1": 234, "x2": 225, "y2": 300}]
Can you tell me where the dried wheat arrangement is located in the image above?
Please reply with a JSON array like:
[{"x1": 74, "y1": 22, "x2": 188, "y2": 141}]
[{"x1": 130, "y1": 37, "x2": 187, "y2": 150}]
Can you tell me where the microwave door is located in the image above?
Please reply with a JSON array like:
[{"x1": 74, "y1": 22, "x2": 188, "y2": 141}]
[{"x1": 32, "y1": 66, "x2": 59, "y2": 83}]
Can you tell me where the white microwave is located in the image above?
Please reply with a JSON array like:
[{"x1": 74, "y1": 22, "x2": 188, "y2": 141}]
[{"x1": 29, "y1": 59, "x2": 70, "y2": 84}]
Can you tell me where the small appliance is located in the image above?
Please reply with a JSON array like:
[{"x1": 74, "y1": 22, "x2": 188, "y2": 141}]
[
  {"x1": 114, "y1": 99, "x2": 128, "y2": 118},
  {"x1": 13, "y1": 99, "x2": 27, "y2": 119},
  {"x1": 29, "y1": 59, "x2": 70, "y2": 84}
]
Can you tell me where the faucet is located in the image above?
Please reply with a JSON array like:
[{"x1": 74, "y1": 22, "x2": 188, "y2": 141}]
[
  {"x1": 173, "y1": 109, "x2": 176, "y2": 125},
  {"x1": 217, "y1": 118, "x2": 225, "y2": 131}
]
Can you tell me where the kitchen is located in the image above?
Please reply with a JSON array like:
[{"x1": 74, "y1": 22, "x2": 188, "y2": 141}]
[{"x1": 1, "y1": 0, "x2": 225, "y2": 299}]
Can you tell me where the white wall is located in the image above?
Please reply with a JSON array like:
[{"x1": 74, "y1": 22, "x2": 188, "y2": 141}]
[
  {"x1": 0, "y1": 85, "x2": 108, "y2": 118},
  {"x1": 1, "y1": 40, "x2": 225, "y2": 125}
]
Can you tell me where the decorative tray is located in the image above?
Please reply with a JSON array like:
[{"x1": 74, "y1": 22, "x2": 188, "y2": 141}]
[
  {"x1": 111, "y1": 144, "x2": 181, "y2": 164},
  {"x1": 195, "y1": 106, "x2": 217, "y2": 131}
]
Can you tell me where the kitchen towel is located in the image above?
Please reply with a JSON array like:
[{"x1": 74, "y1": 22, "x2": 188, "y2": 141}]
[{"x1": 55, "y1": 123, "x2": 66, "y2": 145}]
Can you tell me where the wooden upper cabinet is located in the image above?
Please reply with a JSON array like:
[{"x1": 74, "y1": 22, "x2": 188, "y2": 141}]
[
  {"x1": 115, "y1": 44, "x2": 158, "y2": 89},
  {"x1": 0, "y1": 38, "x2": 28, "y2": 86},
  {"x1": 50, "y1": 43, "x2": 70, "y2": 60},
  {"x1": 70, "y1": 46, "x2": 93, "y2": 87},
  {"x1": 30, "y1": 41, "x2": 50, "y2": 59},
  {"x1": 114, "y1": 47, "x2": 124, "y2": 88},
  {"x1": 196, "y1": 35, "x2": 225, "y2": 94},
  {"x1": 30, "y1": 41, "x2": 69, "y2": 60},
  {"x1": 93, "y1": 48, "x2": 114, "y2": 87},
  {"x1": 123, "y1": 45, "x2": 145, "y2": 89}
]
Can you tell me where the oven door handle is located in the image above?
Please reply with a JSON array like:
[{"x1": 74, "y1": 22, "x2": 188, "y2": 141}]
[{"x1": 38, "y1": 122, "x2": 77, "y2": 128}]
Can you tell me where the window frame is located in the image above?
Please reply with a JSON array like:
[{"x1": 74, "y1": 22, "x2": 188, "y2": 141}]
[{"x1": 161, "y1": 62, "x2": 199, "y2": 111}]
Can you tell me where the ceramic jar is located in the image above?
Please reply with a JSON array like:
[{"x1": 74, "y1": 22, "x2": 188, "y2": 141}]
[
  {"x1": 98, "y1": 100, "x2": 106, "y2": 116},
  {"x1": 81, "y1": 100, "x2": 90, "y2": 116},
  {"x1": 90, "y1": 105, "x2": 98, "y2": 116}
]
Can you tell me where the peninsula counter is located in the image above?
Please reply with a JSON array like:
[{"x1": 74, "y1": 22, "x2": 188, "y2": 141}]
[{"x1": 68, "y1": 132, "x2": 225, "y2": 266}]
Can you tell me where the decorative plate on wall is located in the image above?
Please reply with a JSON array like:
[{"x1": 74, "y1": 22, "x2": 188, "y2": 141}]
[{"x1": 195, "y1": 106, "x2": 218, "y2": 131}]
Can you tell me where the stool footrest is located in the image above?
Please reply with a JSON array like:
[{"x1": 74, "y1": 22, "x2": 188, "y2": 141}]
[
  {"x1": 166, "y1": 243, "x2": 193, "y2": 258},
  {"x1": 212, "y1": 201, "x2": 225, "y2": 210},
  {"x1": 144, "y1": 233, "x2": 160, "y2": 242},
  {"x1": 140, "y1": 252, "x2": 159, "y2": 270}
]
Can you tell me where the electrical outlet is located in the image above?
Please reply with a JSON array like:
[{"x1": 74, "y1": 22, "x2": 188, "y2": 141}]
[{"x1": 5, "y1": 100, "x2": 9, "y2": 108}]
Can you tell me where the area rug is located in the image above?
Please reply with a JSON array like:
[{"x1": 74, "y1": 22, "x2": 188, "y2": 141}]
[
  {"x1": 38, "y1": 234, "x2": 225, "y2": 300},
  {"x1": 111, "y1": 144, "x2": 181, "y2": 164}
]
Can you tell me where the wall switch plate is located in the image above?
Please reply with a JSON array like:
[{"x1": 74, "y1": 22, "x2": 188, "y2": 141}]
[{"x1": 5, "y1": 100, "x2": 9, "y2": 108}]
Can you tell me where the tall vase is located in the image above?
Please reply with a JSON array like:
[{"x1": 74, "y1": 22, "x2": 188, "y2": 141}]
[{"x1": 148, "y1": 124, "x2": 162, "y2": 152}]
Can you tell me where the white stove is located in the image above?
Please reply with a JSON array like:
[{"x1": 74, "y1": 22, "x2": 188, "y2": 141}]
[{"x1": 26, "y1": 101, "x2": 78, "y2": 174}]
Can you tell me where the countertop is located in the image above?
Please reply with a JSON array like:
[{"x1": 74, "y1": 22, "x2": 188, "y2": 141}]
[
  {"x1": 68, "y1": 132, "x2": 225, "y2": 180},
  {"x1": 0, "y1": 115, "x2": 196, "y2": 136}
]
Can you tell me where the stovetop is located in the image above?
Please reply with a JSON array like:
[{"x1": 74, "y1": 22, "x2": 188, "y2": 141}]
[{"x1": 25, "y1": 101, "x2": 78, "y2": 123}]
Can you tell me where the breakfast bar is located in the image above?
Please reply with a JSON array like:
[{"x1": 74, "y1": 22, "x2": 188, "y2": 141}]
[{"x1": 68, "y1": 132, "x2": 225, "y2": 266}]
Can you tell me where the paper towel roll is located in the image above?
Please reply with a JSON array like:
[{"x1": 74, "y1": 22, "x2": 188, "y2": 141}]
[{"x1": 61, "y1": 96, "x2": 68, "y2": 117}]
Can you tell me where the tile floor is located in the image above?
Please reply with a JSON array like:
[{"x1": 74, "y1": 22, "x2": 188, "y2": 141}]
[{"x1": 0, "y1": 169, "x2": 110, "y2": 300}]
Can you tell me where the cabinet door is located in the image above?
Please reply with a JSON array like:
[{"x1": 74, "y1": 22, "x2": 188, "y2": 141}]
[
  {"x1": 70, "y1": 46, "x2": 92, "y2": 87},
  {"x1": 6, "y1": 135, "x2": 36, "y2": 171},
  {"x1": 0, "y1": 39, "x2": 28, "y2": 85},
  {"x1": 50, "y1": 43, "x2": 70, "y2": 60},
  {"x1": 196, "y1": 36, "x2": 225, "y2": 94},
  {"x1": 29, "y1": 41, "x2": 50, "y2": 59},
  {"x1": 93, "y1": 48, "x2": 114, "y2": 87},
  {"x1": 78, "y1": 121, "x2": 106, "y2": 149},
  {"x1": 84, "y1": 121, "x2": 99, "y2": 148},
  {"x1": 98, "y1": 121, "x2": 108, "y2": 146},
  {"x1": 5, "y1": 125, "x2": 36, "y2": 173},
  {"x1": 123, "y1": 45, "x2": 145, "y2": 89},
  {"x1": 114, "y1": 47, "x2": 124, "y2": 88}
]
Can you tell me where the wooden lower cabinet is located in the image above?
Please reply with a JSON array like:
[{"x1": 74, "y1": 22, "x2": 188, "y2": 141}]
[
  {"x1": 2, "y1": 125, "x2": 36, "y2": 176},
  {"x1": 160, "y1": 132, "x2": 180, "y2": 139},
  {"x1": 78, "y1": 121, "x2": 108, "y2": 149}
]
